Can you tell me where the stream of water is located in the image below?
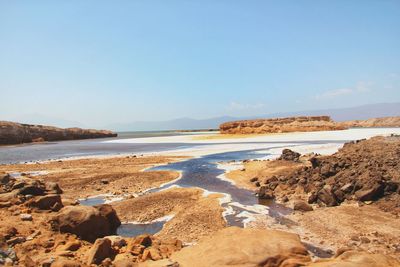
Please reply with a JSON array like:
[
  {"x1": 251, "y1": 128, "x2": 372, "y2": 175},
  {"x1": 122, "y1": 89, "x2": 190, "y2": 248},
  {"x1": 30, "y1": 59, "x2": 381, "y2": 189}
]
[{"x1": 80, "y1": 143, "x2": 323, "y2": 235}]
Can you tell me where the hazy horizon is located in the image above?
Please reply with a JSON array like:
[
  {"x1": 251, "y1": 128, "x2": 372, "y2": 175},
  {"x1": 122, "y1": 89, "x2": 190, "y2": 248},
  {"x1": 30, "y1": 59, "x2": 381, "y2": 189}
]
[{"x1": 1, "y1": 1, "x2": 400, "y2": 128}]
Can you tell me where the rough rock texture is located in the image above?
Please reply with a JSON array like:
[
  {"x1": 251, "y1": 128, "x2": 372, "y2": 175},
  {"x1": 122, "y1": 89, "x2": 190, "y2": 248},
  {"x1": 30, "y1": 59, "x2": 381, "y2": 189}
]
[
  {"x1": 86, "y1": 238, "x2": 115, "y2": 265},
  {"x1": 0, "y1": 121, "x2": 117, "y2": 145},
  {"x1": 0, "y1": 174, "x2": 64, "y2": 211},
  {"x1": 257, "y1": 136, "x2": 400, "y2": 214},
  {"x1": 309, "y1": 250, "x2": 400, "y2": 266},
  {"x1": 219, "y1": 116, "x2": 346, "y2": 134},
  {"x1": 341, "y1": 116, "x2": 400, "y2": 128},
  {"x1": 278, "y1": 149, "x2": 301, "y2": 162},
  {"x1": 171, "y1": 227, "x2": 311, "y2": 267},
  {"x1": 50, "y1": 204, "x2": 121, "y2": 242}
]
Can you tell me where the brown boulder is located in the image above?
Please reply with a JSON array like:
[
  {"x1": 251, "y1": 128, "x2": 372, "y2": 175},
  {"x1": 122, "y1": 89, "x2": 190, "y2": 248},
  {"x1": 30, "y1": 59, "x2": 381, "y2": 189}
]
[
  {"x1": 45, "y1": 182, "x2": 63, "y2": 194},
  {"x1": 317, "y1": 188, "x2": 338, "y2": 207},
  {"x1": 50, "y1": 205, "x2": 121, "y2": 242},
  {"x1": 86, "y1": 238, "x2": 115, "y2": 265},
  {"x1": 293, "y1": 200, "x2": 313, "y2": 212},
  {"x1": 355, "y1": 183, "x2": 384, "y2": 201},
  {"x1": 279, "y1": 149, "x2": 301, "y2": 162},
  {"x1": 171, "y1": 227, "x2": 310, "y2": 266},
  {"x1": 96, "y1": 204, "x2": 121, "y2": 230},
  {"x1": 258, "y1": 186, "x2": 275, "y2": 199},
  {"x1": 30, "y1": 194, "x2": 63, "y2": 211}
]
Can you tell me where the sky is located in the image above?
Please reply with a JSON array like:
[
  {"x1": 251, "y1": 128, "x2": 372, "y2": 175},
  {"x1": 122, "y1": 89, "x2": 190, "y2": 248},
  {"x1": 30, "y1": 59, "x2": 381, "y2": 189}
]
[{"x1": 1, "y1": 1, "x2": 400, "y2": 128}]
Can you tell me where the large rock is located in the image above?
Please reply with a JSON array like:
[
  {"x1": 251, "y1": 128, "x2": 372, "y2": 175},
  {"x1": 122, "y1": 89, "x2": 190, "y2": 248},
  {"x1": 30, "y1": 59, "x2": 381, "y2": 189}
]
[
  {"x1": 50, "y1": 204, "x2": 121, "y2": 242},
  {"x1": 293, "y1": 200, "x2": 313, "y2": 212},
  {"x1": 30, "y1": 194, "x2": 63, "y2": 211},
  {"x1": 355, "y1": 183, "x2": 384, "y2": 201},
  {"x1": 86, "y1": 238, "x2": 115, "y2": 265},
  {"x1": 170, "y1": 227, "x2": 310, "y2": 267}
]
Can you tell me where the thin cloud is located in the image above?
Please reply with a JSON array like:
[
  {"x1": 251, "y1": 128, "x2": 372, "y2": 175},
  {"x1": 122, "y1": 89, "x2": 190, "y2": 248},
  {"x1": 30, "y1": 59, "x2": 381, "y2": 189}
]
[
  {"x1": 226, "y1": 101, "x2": 266, "y2": 111},
  {"x1": 314, "y1": 81, "x2": 372, "y2": 100},
  {"x1": 314, "y1": 88, "x2": 353, "y2": 100}
]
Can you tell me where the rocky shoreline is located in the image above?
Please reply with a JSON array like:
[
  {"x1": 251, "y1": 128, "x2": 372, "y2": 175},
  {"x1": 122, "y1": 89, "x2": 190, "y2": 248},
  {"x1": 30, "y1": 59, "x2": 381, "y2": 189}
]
[
  {"x1": 0, "y1": 139, "x2": 399, "y2": 266},
  {"x1": 0, "y1": 121, "x2": 117, "y2": 145}
]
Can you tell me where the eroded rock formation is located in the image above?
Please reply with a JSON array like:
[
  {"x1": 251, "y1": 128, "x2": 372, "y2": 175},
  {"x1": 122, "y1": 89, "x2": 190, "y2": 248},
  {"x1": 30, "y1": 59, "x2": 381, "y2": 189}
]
[
  {"x1": 0, "y1": 121, "x2": 117, "y2": 145},
  {"x1": 219, "y1": 116, "x2": 346, "y2": 134}
]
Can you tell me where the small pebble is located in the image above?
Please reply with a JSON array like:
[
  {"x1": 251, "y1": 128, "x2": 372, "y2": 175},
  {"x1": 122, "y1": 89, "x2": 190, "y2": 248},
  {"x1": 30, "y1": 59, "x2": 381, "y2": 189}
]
[{"x1": 20, "y1": 213, "x2": 32, "y2": 221}]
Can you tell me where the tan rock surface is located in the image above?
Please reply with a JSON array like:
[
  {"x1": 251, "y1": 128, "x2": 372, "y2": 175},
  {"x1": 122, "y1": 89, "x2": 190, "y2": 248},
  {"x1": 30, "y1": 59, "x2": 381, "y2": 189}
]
[
  {"x1": 288, "y1": 204, "x2": 400, "y2": 261},
  {"x1": 309, "y1": 250, "x2": 400, "y2": 266},
  {"x1": 170, "y1": 226, "x2": 311, "y2": 267}
]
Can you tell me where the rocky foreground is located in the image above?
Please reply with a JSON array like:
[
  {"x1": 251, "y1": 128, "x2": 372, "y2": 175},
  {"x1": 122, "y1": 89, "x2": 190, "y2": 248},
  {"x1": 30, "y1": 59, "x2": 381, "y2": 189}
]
[
  {"x1": 0, "y1": 121, "x2": 117, "y2": 145},
  {"x1": 1, "y1": 143, "x2": 400, "y2": 265},
  {"x1": 219, "y1": 116, "x2": 400, "y2": 134},
  {"x1": 0, "y1": 171, "x2": 398, "y2": 266}
]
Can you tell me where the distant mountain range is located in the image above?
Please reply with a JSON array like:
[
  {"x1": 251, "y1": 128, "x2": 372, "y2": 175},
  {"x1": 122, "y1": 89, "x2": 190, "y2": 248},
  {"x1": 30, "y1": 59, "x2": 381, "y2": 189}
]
[{"x1": 108, "y1": 102, "x2": 400, "y2": 132}]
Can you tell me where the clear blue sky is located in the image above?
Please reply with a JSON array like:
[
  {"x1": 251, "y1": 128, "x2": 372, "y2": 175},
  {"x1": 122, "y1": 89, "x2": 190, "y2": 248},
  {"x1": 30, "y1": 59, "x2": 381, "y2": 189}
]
[{"x1": 1, "y1": 1, "x2": 400, "y2": 127}]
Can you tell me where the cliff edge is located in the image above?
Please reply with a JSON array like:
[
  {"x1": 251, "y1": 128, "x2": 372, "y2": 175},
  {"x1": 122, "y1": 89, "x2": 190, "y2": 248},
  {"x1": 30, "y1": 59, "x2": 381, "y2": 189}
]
[
  {"x1": 0, "y1": 121, "x2": 117, "y2": 145},
  {"x1": 219, "y1": 116, "x2": 346, "y2": 134}
]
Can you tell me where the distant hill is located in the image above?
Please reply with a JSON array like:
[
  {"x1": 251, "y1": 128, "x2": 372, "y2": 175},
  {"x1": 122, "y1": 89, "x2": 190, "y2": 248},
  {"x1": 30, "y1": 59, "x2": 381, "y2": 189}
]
[
  {"x1": 108, "y1": 103, "x2": 400, "y2": 132},
  {"x1": 265, "y1": 102, "x2": 400, "y2": 122},
  {"x1": 107, "y1": 116, "x2": 238, "y2": 132}
]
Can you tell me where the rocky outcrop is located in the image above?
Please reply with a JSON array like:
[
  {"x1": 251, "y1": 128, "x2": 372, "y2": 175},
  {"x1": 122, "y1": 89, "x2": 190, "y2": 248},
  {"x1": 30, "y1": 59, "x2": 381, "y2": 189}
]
[
  {"x1": 341, "y1": 116, "x2": 400, "y2": 128},
  {"x1": 257, "y1": 136, "x2": 400, "y2": 213},
  {"x1": 219, "y1": 116, "x2": 346, "y2": 134},
  {"x1": 50, "y1": 204, "x2": 121, "y2": 242},
  {"x1": 0, "y1": 121, "x2": 117, "y2": 145}
]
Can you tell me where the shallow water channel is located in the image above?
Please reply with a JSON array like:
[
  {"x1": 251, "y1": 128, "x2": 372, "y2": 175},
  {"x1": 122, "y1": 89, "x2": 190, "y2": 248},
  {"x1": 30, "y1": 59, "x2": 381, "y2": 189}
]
[{"x1": 80, "y1": 144, "x2": 306, "y2": 236}]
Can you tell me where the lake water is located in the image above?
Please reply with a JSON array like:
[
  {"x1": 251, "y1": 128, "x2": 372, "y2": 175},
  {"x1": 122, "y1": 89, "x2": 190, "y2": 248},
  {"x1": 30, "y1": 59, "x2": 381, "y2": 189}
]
[{"x1": 0, "y1": 131, "x2": 202, "y2": 164}]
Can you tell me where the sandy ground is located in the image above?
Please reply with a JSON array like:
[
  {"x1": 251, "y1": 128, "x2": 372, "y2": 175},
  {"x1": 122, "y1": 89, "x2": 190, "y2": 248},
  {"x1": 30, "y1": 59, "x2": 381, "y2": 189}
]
[
  {"x1": 0, "y1": 155, "x2": 185, "y2": 200},
  {"x1": 248, "y1": 204, "x2": 400, "y2": 260},
  {"x1": 112, "y1": 187, "x2": 226, "y2": 243}
]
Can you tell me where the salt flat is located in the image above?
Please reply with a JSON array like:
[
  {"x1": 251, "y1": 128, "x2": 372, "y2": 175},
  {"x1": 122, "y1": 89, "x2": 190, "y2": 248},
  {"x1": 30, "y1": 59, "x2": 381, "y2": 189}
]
[{"x1": 106, "y1": 128, "x2": 400, "y2": 157}]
